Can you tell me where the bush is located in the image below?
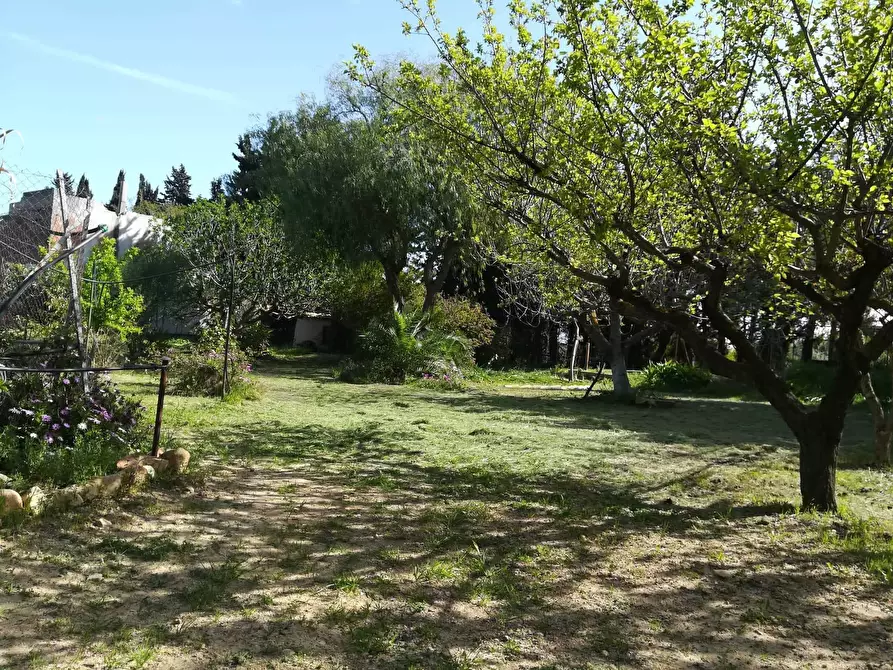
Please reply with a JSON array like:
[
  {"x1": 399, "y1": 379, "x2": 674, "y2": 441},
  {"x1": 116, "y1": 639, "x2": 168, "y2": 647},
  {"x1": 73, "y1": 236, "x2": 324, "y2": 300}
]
[
  {"x1": 639, "y1": 361, "x2": 712, "y2": 392},
  {"x1": 0, "y1": 372, "x2": 145, "y2": 487},
  {"x1": 427, "y1": 297, "x2": 496, "y2": 350},
  {"x1": 339, "y1": 311, "x2": 471, "y2": 384},
  {"x1": 237, "y1": 322, "x2": 272, "y2": 357},
  {"x1": 169, "y1": 348, "x2": 256, "y2": 399}
]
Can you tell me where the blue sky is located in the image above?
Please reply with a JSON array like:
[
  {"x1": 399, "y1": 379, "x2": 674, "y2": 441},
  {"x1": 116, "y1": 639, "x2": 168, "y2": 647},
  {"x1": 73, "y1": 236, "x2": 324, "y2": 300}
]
[{"x1": 2, "y1": 0, "x2": 481, "y2": 204}]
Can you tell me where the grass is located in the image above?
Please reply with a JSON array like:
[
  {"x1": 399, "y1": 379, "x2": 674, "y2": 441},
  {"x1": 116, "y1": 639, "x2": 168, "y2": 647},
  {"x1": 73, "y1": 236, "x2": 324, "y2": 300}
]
[{"x1": 1, "y1": 354, "x2": 891, "y2": 669}]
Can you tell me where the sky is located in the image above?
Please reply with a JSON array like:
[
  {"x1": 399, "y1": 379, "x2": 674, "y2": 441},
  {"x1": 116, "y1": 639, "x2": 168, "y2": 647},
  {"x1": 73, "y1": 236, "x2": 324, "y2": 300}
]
[{"x1": 1, "y1": 0, "x2": 483, "y2": 205}]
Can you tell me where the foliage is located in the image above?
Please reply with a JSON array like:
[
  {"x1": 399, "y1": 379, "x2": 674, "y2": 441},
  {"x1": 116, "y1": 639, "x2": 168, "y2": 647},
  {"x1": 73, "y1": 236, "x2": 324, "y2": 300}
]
[
  {"x1": 339, "y1": 311, "x2": 471, "y2": 384},
  {"x1": 786, "y1": 361, "x2": 893, "y2": 403},
  {"x1": 639, "y1": 362, "x2": 712, "y2": 393},
  {"x1": 225, "y1": 133, "x2": 263, "y2": 203},
  {"x1": 51, "y1": 172, "x2": 74, "y2": 193},
  {"x1": 0, "y1": 372, "x2": 145, "y2": 487},
  {"x1": 352, "y1": 0, "x2": 893, "y2": 511},
  {"x1": 162, "y1": 164, "x2": 194, "y2": 206},
  {"x1": 159, "y1": 198, "x2": 321, "y2": 329},
  {"x1": 256, "y1": 74, "x2": 481, "y2": 312},
  {"x1": 426, "y1": 296, "x2": 496, "y2": 351},
  {"x1": 236, "y1": 322, "x2": 272, "y2": 357},
  {"x1": 84, "y1": 239, "x2": 145, "y2": 342},
  {"x1": 75, "y1": 173, "x2": 93, "y2": 199},
  {"x1": 169, "y1": 346, "x2": 256, "y2": 399}
]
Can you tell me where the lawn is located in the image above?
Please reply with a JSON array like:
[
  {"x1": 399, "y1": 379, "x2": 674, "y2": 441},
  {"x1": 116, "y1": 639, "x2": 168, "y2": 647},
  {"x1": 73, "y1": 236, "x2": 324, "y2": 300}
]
[{"x1": 1, "y1": 356, "x2": 891, "y2": 669}]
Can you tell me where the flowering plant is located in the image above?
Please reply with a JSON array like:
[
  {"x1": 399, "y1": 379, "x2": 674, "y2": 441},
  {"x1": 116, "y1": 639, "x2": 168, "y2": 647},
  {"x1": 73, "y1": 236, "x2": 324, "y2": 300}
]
[{"x1": 0, "y1": 372, "x2": 145, "y2": 486}]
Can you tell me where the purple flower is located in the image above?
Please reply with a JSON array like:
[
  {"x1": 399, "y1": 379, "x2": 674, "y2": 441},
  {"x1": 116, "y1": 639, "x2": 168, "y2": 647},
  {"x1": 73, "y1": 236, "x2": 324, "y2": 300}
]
[
  {"x1": 60, "y1": 408, "x2": 70, "y2": 416},
  {"x1": 45, "y1": 435, "x2": 54, "y2": 444},
  {"x1": 51, "y1": 423, "x2": 60, "y2": 431},
  {"x1": 41, "y1": 414, "x2": 51, "y2": 423},
  {"x1": 62, "y1": 378, "x2": 71, "y2": 385},
  {"x1": 246, "y1": 365, "x2": 252, "y2": 372},
  {"x1": 63, "y1": 422, "x2": 71, "y2": 429},
  {"x1": 101, "y1": 410, "x2": 112, "y2": 422},
  {"x1": 74, "y1": 376, "x2": 81, "y2": 383}
]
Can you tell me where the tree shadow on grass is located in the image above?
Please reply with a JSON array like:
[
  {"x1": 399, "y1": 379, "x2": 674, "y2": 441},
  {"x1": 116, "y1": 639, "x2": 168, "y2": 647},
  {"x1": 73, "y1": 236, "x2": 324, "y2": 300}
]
[{"x1": 2, "y1": 421, "x2": 890, "y2": 669}]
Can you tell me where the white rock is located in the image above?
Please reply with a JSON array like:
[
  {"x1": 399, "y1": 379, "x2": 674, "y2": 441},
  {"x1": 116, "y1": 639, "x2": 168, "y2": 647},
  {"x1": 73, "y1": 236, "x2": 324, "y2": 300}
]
[
  {"x1": 0, "y1": 473, "x2": 11, "y2": 485},
  {"x1": 22, "y1": 486, "x2": 47, "y2": 515},
  {"x1": 86, "y1": 573, "x2": 104, "y2": 582}
]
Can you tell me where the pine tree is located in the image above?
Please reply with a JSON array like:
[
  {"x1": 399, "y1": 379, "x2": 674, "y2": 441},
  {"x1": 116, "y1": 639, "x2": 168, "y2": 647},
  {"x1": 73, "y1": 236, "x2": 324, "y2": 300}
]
[
  {"x1": 210, "y1": 177, "x2": 224, "y2": 201},
  {"x1": 75, "y1": 174, "x2": 93, "y2": 199},
  {"x1": 226, "y1": 134, "x2": 262, "y2": 202},
  {"x1": 163, "y1": 164, "x2": 193, "y2": 206},
  {"x1": 52, "y1": 172, "x2": 75, "y2": 193},
  {"x1": 107, "y1": 169, "x2": 126, "y2": 212},
  {"x1": 136, "y1": 173, "x2": 148, "y2": 206}
]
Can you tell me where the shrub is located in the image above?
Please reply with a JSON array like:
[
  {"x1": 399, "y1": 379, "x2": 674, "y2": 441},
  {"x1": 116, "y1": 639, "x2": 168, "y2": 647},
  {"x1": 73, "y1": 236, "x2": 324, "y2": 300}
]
[
  {"x1": 237, "y1": 322, "x2": 272, "y2": 357},
  {"x1": 339, "y1": 311, "x2": 471, "y2": 384},
  {"x1": 0, "y1": 372, "x2": 145, "y2": 487},
  {"x1": 427, "y1": 297, "x2": 496, "y2": 350},
  {"x1": 639, "y1": 361, "x2": 712, "y2": 392},
  {"x1": 169, "y1": 348, "x2": 256, "y2": 399}
]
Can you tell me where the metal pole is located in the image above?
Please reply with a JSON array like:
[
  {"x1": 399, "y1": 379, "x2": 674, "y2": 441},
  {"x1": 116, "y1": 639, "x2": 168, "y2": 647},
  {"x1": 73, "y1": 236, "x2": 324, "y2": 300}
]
[
  {"x1": 221, "y1": 255, "x2": 235, "y2": 398},
  {"x1": 151, "y1": 357, "x2": 171, "y2": 458}
]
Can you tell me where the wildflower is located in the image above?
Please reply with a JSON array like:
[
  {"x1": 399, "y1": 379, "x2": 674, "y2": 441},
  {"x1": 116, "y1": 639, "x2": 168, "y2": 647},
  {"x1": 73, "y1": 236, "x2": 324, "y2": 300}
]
[
  {"x1": 60, "y1": 408, "x2": 70, "y2": 416},
  {"x1": 74, "y1": 376, "x2": 80, "y2": 383},
  {"x1": 29, "y1": 432, "x2": 37, "y2": 439},
  {"x1": 8, "y1": 407, "x2": 21, "y2": 415},
  {"x1": 63, "y1": 422, "x2": 70, "y2": 429},
  {"x1": 77, "y1": 422, "x2": 87, "y2": 430},
  {"x1": 88, "y1": 417, "x2": 100, "y2": 424},
  {"x1": 22, "y1": 409, "x2": 34, "y2": 417},
  {"x1": 100, "y1": 410, "x2": 112, "y2": 422},
  {"x1": 45, "y1": 435, "x2": 54, "y2": 444},
  {"x1": 62, "y1": 378, "x2": 71, "y2": 385},
  {"x1": 41, "y1": 414, "x2": 52, "y2": 423},
  {"x1": 51, "y1": 423, "x2": 60, "y2": 431},
  {"x1": 246, "y1": 364, "x2": 252, "y2": 372}
]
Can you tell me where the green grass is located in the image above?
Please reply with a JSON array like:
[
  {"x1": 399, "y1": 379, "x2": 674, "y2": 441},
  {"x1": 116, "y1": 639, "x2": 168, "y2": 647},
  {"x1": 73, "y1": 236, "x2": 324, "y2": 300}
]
[{"x1": 2, "y1": 356, "x2": 890, "y2": 669}]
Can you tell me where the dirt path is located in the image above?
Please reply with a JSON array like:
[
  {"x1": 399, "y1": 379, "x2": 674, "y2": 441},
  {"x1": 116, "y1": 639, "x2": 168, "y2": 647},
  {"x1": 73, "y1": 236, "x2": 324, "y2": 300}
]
[{"x1": 2, "y1": 453, "x2": 892, "y2": 670}]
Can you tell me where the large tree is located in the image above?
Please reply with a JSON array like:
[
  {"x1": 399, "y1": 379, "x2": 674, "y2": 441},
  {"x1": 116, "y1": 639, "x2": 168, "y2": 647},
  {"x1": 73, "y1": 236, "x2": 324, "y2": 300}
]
[
  {"x1": 75, "y1": 174, "x2": 93, "y2": 199},
  {"x1": 225, "y1": 134, "x2": 263, "y2": 203},
  {"x1": 355, "y1": 0, "x2": 893, "y2": 511},
  {"x1": 257, "y1": 76, "x2": 481, "y2": 313},
  {"x1": 163, "y1": 164, "x2": 194, "y2": 206},
  {"x1": 52, "y1": 172, "x2": 74, "y2": 194}
]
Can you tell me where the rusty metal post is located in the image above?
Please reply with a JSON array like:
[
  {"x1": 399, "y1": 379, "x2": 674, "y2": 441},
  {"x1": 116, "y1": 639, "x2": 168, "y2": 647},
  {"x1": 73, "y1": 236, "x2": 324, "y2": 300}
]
[{"x1": 151, "y1": 357, "x2": 171, "y2": 457}]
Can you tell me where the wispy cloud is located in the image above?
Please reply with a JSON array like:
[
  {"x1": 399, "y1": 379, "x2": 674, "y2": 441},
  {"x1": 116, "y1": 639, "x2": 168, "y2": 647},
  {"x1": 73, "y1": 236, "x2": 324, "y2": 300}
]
[{"x1": 3, "y1": 32, "x2": 236, "y2": 104}]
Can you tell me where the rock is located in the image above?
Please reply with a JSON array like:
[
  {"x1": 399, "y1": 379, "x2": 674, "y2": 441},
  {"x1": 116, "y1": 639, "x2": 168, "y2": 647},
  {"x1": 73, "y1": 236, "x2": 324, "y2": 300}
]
[
  {"x1": 53, "y1": 486, "x2": 84, "y2": 509},
  {"x1": 86, "y1": 573, "x2": 104, "y2": 582},
  {"x1": 116, "y1": 453, "x2": 143, "y2": 470},
  {"x1": 93, "y1": 517, "x2": 112, "y2": 529},
  {"x1": 83, "y1": 473, "x2": 124, "y2": 501},
  {"x1": 160, "y1": 448, "x2": 191, "y2": 474},
  {"x1": 124, "y1": 464, "x2": 154, "y2": 487},
  {"x1": 0, "y1": 473, "x2": 10, "y2": 486},
  {"x1": 22, "y1": 486, "x2": 47, "y2": 515},
  {"x1": 141, "y1": 465, "x2": 156, "y2": 479},
  {"x1": 0, "y1": 489, "x2": 24, "y2": 515},
  {"x1": 141, "y1": 457, "x2": 170, "y2": 473}
]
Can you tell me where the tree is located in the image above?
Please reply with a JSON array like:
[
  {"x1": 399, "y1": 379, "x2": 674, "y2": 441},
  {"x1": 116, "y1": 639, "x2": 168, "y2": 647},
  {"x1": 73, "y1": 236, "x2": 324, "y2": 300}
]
[
  {"x1": 163, "y1": 164, "x2": 194, "y2": 206},
  {"x1": 355, "y1": 0, "x2": 893, "y2": 511},
  {"x1": 257, "y1": 76, "x2": 480, "y2": 313},
  {"x1": 225, "y1": 134, "x2": 263, "y2": 203},
  {"x1": 75, "y1": 174, "x2": 93, "y2": 199},
  {"x1": 159, "y1": 198, "x2": 319, "y2": 330},
  {"x1": 52, "y1": 172, "x2": 74, "y2": 193},
  {"x1": 210, "y1": 177, "x2": 224, "y2": 201},
  {"x1": 107, "y1": 169, "x2": 125, "y2": 213}
]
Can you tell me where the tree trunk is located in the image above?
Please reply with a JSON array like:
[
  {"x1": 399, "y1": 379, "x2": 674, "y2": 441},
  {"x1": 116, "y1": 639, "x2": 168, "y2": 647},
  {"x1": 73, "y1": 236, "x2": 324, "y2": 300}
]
[
  {"x1": 828, "y1": 320, "x2": 838, "y2": 362},
  {"x1": 383, "y1": 267, "x2": 405, "y2": 313},
  {"x1": 802, "y1": 316, "x2": 817, "y2": 362},
  {"x1": 797, "y1": 421, "x2": 839, "y2": 512},
  {"x1": 569, "y1": 318, "x2": 581, "y2": 382},
  {"x1": 861, "y1": 368, "x2": 893, "y2": 467},
  {"x1": 609, "y1": 308, "x2": 634, "y2": 400}
]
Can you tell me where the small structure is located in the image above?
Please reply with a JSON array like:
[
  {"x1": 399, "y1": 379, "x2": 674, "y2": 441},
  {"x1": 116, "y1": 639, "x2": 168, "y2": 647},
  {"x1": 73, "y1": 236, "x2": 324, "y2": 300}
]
[{"x1": 293, "y1": 312, "x2": 332, "y2": 349}]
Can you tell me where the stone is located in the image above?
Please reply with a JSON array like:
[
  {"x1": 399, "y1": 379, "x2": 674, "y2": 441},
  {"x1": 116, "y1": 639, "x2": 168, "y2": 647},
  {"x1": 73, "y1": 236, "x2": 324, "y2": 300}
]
[
  {"x1": 93, "y1": 517, "x2": 112, "y2": 529},
  {"x1": 53, "y1": 486, "x2": 84, "y2": 509},
  {"x1": 160, "y1": 448, "x2": 191, "y2": 474},
  {"x1": 0, "y1": 473, "x2": 10, "y2": 485},
  {"x1": 22, "y1": 486, "x2": 47, "y2": 515},
  {"x1": 0, "y1": 489, "x2": 24, "y2": 515},
  {"x1": 141, "y1": 465, "x2": 156, "y2": 479},
  {"x1": 83, "y1": 473, "x2": 124, "y2": 500},
  {"x1": 116, "y1": 453, "x2": 143, "y2": 470},
  {"x1": 86, "y1": 573, "x2": 104, "y2": 582},
  {"x1": 141, "y1": 457, "x2": 169, "y2": 473}
]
